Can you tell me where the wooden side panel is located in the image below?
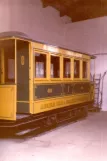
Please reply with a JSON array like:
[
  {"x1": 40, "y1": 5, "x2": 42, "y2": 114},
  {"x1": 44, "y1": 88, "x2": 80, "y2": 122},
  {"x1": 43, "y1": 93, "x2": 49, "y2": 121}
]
[
  {"x1": 33, "y1": 94, "x2": 90, "y2": 114},
  {"x1": 0, "y1": 85, "x2": 16, "y2": 120}
]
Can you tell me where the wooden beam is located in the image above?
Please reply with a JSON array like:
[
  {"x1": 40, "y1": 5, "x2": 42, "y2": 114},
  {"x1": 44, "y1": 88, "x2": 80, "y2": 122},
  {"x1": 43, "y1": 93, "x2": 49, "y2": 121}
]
[
  {"x1": 41, "y1": 0, "x2": 107, "y2": 22},
  {"x1": 60, "y1": 11, "x2": 66, "y2": 17},
  {"x1": 41, "y1": 0, "x2": 49, "y2": 8}
]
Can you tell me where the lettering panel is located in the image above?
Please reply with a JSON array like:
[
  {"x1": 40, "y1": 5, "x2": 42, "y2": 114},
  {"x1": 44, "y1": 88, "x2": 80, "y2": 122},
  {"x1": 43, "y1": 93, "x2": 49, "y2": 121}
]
[{"x1": 33, "y1": 94, "x2": 90, "y2": 114}]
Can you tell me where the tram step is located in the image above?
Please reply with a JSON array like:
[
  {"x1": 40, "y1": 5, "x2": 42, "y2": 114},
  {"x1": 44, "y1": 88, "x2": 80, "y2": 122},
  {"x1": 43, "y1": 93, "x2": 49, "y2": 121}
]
[{"x1": 16, "y1": 127, "x2": 40, "y2": 137}]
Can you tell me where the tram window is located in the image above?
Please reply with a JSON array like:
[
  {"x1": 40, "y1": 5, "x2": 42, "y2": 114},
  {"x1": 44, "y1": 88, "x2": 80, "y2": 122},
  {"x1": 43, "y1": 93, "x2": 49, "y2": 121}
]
[
  {"x1": 35, "y1": 53, "x2": 46, "y2": 78},
  {"x1": 51, "y1": 55, "x2": 60, "y2": 78},
  {"x1": 74, "y1": 60, "x2": 80, "y2": 78},
  {"x1": 63, "y1": 58, "x2": 71, "y2": 78},
  {"x1": 5, "y1": 52, "x2": 15, "y2": 83},
  {"x1": 8, "y1": 59, "x2": 15, "y2": 79},
  {"x1": 0, "y1": 40, "x2": 15, "y2": 84},
  {"x1": 83, "y1": 61, "x2": 87, "y2": 78}
]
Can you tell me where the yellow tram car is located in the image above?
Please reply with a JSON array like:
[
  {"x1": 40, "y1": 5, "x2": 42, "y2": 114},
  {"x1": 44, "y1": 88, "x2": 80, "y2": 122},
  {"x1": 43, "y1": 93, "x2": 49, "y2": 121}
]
[{"x1": 0, "y1": 32, "x2": 94, "y2": 136}]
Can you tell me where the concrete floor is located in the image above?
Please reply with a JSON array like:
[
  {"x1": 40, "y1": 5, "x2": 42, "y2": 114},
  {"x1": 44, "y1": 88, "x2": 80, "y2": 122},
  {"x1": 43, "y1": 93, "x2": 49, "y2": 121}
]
[{"x1": 0, "y1": 112, "x2": 107, "y2": 161}]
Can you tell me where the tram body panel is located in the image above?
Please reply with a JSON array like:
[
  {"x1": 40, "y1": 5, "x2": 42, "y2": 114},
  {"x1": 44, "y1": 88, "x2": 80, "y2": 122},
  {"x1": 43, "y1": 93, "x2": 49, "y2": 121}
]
[
  {"x1": 33, "y1": 81, "x2": 91, "y2": 114},
  {"x1": 33, "y1": 93, "x2": 90, "y2": 114},
  {"x1": 0, "y1": 85, "x2": 16, "y2": 120}
]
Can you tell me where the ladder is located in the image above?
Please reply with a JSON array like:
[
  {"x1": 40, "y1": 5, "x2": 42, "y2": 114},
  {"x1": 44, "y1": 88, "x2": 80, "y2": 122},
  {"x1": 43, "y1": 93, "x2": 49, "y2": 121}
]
[
  {"x1": 89, "y1": 71, "x2": 107, "y2": 112},
  {"x1": 93, "y1": 74, "x2": 101, "y2": 110}
]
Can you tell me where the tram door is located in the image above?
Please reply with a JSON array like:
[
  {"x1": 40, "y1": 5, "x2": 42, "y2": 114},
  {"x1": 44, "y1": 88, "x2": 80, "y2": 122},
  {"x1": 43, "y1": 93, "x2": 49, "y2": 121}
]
[
  {"x1": 17, "y1": 40, "x2": 29, "y2": 114},
  {"x1": 0, "y1": 40, "x2": 16, "y2": 120}
]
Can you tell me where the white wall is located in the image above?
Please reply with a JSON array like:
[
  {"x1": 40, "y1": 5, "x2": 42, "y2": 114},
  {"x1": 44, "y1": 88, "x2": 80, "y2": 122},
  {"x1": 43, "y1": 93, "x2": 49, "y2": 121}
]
[
  {"x1": 64, "y1": 17, "x2": 107, "y2": 54},
  {"x1": 10, "y1": 0, "x2": 68, "y2": 48},
  {"x1": 0, "y1": 0, "x2": 11, "y2": 31},
  {"x1": 94, "y1": 55, "x2": 107, "y2": 111}
]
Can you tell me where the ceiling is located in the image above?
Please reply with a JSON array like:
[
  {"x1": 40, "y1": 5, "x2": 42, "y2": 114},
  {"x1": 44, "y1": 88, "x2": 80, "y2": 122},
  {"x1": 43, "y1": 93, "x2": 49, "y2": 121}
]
[{"x1": 41, "y1": 0, "x2": 107, "y2": 22}]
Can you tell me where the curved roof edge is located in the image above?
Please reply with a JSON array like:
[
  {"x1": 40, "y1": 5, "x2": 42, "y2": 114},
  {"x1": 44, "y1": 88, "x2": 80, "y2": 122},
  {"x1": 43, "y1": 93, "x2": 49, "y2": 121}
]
[
  {"x1": 0, "y1": 31, "x2": 94, "y2": 58},
  {"x1": 0, "y1": 31, "x2": 30, "y2": 39}
]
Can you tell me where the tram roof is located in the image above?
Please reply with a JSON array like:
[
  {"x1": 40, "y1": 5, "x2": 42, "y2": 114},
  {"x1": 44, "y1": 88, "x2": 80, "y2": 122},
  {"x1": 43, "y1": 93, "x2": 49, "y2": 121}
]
[{"x1": 0, "y1": 31, "x2": 95, "y2": 59}]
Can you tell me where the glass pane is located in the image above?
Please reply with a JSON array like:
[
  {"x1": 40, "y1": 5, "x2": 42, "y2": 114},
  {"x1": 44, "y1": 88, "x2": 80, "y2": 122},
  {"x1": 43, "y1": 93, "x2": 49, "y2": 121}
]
[
  {"x1": 8, "y1": 59, "x2": 15, "y2": 79},
  {"x1": 51, "y1": 55, "x2": 60, "y2": 78},
  {"x1": 35, "y1": 53, "x2": 46, "y2": 78},
  {"x1": 5, "y1": 52, "x2": 15, "y2": 83},
  {"x1": 74, "y1": 60, "x2": 80, "y2": 78},
  {"x1": 83, "y1": 61, "x2": 87, "y2": 78},
  {"x1": 63, "y1": 58, "x2": 71, "y2": 78}
]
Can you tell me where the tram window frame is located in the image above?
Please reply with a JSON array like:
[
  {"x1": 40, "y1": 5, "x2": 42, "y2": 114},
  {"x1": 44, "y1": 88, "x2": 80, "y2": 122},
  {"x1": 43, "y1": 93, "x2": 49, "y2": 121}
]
[
  {"x1": 82, "y1": 60, "x2": 88, "y2": 79},
  {"x1": 34, "y1": 51, "x2": 48, "y2": 80},
  {"x1": 74, "y1": 59, "x2": 80, "y2": 79},
  {"x1": 0, "y1": 39, "x2": 15, "y2": 84},
  {"x1": 63, "y1": 57, "x2": 71, "y2": 79},
  {"x1": 50, "y1": 54, "x2": 61, "y2": 79}
]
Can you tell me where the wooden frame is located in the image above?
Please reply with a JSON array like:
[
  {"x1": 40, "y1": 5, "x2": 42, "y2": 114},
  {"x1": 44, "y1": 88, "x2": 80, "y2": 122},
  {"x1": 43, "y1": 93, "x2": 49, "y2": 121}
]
[
  {"x1": 63, "y1": 56, "x2": 72, "y2": 80},
  {"x1": 82, "y1": 59, "x2": 89, "y2": 80},
  {"x1": 32, "y1": 41, "x2": 91, "y2": 83},
  {"x1": 34, "y1": 49, "x2": 49, "y2": 81},
  {"x1": 73, "y1": 58, "x2": 81, "y2": 81},
  {"x1": 50, "y1": 53, "x2": 62, "y2": 81},
  {"x1": 0, "y1": 38, "x2": 17, "y2": 120},
  {"x1": 14, "y1": 39, "x2": 17, "y2": 84},
  {"x1": 0, "y1": 39, "x2": 16, "y2": 84},
  {"x1": 33, "y1": 51, "x2": 91, "y2": 83},
  {"x1": 29, "y1": 42, "x2": 34, "y2": 113}
]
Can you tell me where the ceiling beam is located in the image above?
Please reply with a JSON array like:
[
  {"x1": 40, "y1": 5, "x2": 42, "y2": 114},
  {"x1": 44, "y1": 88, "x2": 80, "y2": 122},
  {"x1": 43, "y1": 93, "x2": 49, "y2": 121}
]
[
  {"x1": 41, "y1": 0, "x2": 107, "y2": 22},
  {"x1": 41, "y1": 0, "x2": 53, "y2": 8}
]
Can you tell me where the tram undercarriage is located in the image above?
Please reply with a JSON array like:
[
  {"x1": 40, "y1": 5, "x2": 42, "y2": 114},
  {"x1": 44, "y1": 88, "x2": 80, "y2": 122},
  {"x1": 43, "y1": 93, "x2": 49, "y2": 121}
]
[{"x1": 0, "y1": 102, "x2": 91, "y2": 138}]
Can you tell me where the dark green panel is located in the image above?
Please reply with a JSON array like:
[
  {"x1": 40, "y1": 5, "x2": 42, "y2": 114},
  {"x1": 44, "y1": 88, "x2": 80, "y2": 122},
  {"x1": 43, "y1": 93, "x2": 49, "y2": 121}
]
[
  {"x1": 17, "y1": 103, "x2": 29, "y2": 113},
  {"x1": 35, "y1": 84, "x2": 62, "y2": 99},
  {"x1": 73, "y1": 83, "x2": 90, "y2": 94},
  {"x1": 63, "y1": 83, "x2": 74, "y2": 95},
  {"x1": 17, "y1": 40, "x2": 29, "y2": 101},
  {"x1": 34, "y1": 82, "x2": 90, "y2": 100}
]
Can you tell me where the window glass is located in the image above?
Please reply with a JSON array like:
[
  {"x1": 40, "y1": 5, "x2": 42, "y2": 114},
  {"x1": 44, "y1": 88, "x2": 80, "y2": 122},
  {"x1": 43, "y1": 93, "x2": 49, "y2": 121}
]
[
  {"x1": 83, "y1": 61, "x2": 87, "y2": 78},
  {"x1": 8, "y1": 59, "x2": 15, "y2": 79},
  {"x1": 51, "y1": 55, "x2": 60, "y2": 78},
  {"x1": 63, "y1": 58, "x2": 71, "y2": 78},
  {"x1": 5, "y1": 53, "x2": 15, "y2": 83},
  {"x1": 74, "y1": 60, "x2": 80, "y2": 78},
  {"x1": 35, "y1": 53, "x2": 46, "y2": 78}
]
